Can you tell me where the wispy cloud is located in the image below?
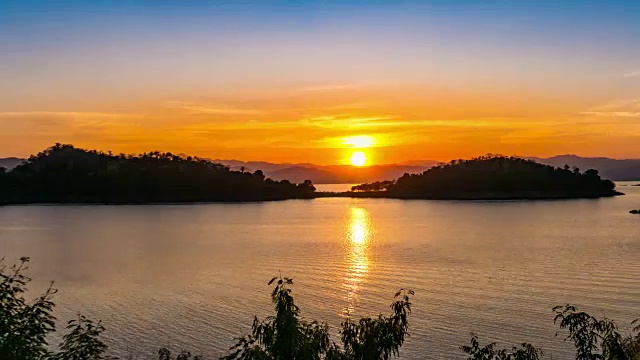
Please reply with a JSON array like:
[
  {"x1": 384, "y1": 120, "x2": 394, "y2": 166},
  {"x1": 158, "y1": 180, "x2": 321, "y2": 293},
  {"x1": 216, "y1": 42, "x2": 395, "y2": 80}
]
[
  {"x1": 581, "y1": 98, "x2": 640, "y2": 118},
  {"x1": 0, "y1": 111, "x2": 140, "y2": 118},
  {"x1": 303, "y1": 114, "x2": 519, "y2": 129},
  {"x1": 624, "y1": 70, "x2": 640, "y2": 78},
  {"x1": 580, "y1": 111, "x2": 640, "y2": 117},
  {"x1": 303, "y1": 114, "x2": 397, "y2": 128},
  {"x1": 165, "y1": 101, "x2": 266, "y2": 115},
  {"x1": 297, "y1": 83, "x2": 368, "y2": 93}
]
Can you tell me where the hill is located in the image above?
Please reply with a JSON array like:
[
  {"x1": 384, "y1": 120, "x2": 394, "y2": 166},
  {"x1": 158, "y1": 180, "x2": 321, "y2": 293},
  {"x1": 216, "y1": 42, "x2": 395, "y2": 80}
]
[
  {"x1": 0, "y1": 157, "x2": 24, "y2": 170},
  {"x1": 532, "y1": 155, "x2": 640, "y2": 181},
  {"x1": 4, "y1": 153, "x2": 640, "y2": 185},
  {"x1": 215, "y1": 155, "x2": 640, "y2": 183},
  {"x1": 214, "y1": 159, "x2": 438, "y2": 184},
  {"x1": 351, "y1": 155, "x2": 621, "y2": 200},
  {"x1": 0, "y1": 144, "x2": 315, "y2": 205},
  {"x1": 270, "y1": 164, "x2": 432, "y2": 184}
]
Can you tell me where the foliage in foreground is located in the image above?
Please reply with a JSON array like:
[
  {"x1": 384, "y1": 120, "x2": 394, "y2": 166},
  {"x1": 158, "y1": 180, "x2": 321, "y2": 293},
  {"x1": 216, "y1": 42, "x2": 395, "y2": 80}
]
[
  {"x1": 0, "y1": 257, "x2": 109, "y2": 360},
  {"x1": 1, "y1": 257, "x2": 639, "y2": 359},
  {"x1": 461, "y1": 333, "x2": 542, "y2": 360},
  {"x1": 553, "y1": 305, "x2": 640, "y2": 360},
  {"x1": 221, "y1": 276, "x2": 413, "y2": 360}
]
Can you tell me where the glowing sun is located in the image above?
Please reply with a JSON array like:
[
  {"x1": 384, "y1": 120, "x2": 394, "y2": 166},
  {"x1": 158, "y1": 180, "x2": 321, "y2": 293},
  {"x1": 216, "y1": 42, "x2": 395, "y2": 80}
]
[{"x1": 350, "y1": 151, "x2": 367, "y2": 167}]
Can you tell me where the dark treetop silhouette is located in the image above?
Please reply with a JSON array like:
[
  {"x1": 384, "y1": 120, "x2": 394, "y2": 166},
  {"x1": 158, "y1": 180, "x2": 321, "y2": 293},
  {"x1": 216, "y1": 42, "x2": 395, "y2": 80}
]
[
  {"x1": 0, "y1": 147, "x2": 623, "y2": 204},
  {"x1": 0, "y1": 144, "x2": 316, "y2": 204},
  {"x1": 350, "y1": 155, "x2": 621, "y2": 200}
]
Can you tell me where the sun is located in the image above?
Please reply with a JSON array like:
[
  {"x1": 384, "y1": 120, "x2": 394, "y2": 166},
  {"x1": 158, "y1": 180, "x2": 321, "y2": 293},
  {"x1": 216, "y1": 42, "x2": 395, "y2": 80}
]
[
  {"x1": 350, "y1": 151, "x2": 367, "y2": 167},
  {"x1": 341, "y1": 134, "x2": 376, "y2": 167}
]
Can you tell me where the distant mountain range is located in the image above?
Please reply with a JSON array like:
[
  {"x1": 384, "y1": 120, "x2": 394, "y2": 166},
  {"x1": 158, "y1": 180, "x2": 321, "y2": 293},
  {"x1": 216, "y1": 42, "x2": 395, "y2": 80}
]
[
  {"x1": 214, "y1": 155, "x2": 640, "y2": 183},
  {"x1": 211, "y1": 159, "x2": 439, "y2": 184},
  {"x1": 0, "y1": 158, "x2": 24, "y2": 171},
  {"x1": 3, "y1": 155, "x2": 640, "y2": 183},
  {"x1": 531, "y1": 155, "x2": 640, "y2": 182}
]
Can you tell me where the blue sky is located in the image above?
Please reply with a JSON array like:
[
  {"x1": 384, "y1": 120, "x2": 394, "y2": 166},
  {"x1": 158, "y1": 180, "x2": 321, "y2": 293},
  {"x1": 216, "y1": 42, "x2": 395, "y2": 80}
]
[{"x1": 1, "y1": 0, "x2": 639, "y2": 162}]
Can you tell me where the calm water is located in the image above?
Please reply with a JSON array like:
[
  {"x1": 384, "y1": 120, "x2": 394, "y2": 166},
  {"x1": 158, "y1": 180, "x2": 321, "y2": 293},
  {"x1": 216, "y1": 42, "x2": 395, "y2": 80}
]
[
  {"x1": 316, "y1": 183, "x2": 357, "y2": 192},
  {"x1": 1, "y1": 184, "x2": 639, "y2": 359}
]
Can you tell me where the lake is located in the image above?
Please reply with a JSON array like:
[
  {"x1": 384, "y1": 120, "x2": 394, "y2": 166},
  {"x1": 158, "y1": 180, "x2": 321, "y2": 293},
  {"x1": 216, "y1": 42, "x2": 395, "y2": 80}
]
[{"x1": 1, "y1": 183, "x2": 639, "y2": 359}]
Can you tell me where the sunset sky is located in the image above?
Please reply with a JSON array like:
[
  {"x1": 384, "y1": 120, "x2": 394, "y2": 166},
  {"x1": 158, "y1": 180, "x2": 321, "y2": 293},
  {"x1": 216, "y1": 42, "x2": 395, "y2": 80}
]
[{"x1": 1, "y1": 0, "x2": 640, "y2": 165}]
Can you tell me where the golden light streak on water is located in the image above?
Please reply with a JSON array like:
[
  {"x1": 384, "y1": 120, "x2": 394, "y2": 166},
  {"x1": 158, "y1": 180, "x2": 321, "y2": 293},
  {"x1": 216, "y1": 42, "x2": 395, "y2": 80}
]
[{"x1": 342, "y1": 206, "x2": 370, "y2": 316}]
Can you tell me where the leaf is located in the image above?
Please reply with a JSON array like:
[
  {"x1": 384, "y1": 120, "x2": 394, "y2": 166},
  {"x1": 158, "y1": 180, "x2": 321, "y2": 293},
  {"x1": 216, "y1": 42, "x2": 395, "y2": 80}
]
[{"x1": 268, "y1": 277, "x2": 277, "y2": 285}]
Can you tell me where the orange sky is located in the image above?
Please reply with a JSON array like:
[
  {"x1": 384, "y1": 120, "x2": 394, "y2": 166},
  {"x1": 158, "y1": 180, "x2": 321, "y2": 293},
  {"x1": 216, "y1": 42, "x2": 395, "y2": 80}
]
[
  {"x1": 2, "y1": 83, "x2": 640, "y2": 165},
  {"x1": 2, "y1": 2, "x2": 640, "y2": 164}
]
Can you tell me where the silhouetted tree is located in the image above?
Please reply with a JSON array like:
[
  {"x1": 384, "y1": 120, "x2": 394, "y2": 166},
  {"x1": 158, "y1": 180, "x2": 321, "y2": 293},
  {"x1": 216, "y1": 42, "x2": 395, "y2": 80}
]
[
  {"x1": 353, "y1": 155, "x2": 618, "y2": 199},
  {"x1": 158, "y1": 348, "x2": 203, "y2": 360},
  {"x1": 554, "y1": 305, "x2": 640, "y2": 360},
  {"x1": 351, "y1": 180, "x2": 395, "y2": 192},
  {"x1": 0, "y1": 257, "x2": 108, "y2": 360},
  {"x1": 54, "y1": 316, "x2": 108, "y2": 360},
  {"x1": 461, "y1": 333, "x2": 542, "y2": 360},
  {"x1": 221, "y1": 276, "x2": 413, "y2": 360},
  {"x1": 2, "y1": 257, "x2": 638, "y2": 360},
  {"x1": 253, "y1": 170, "x2": 266, "y2": 181},
  {"x1": 0, "y1": 144, "x2": 316, "y2": 204}
]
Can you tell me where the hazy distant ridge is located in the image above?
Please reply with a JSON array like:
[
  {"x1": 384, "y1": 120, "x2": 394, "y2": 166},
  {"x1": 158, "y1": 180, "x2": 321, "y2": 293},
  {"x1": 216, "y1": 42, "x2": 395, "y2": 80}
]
[
  {"x1": 3, "y1": 155, "x2": 640, "y2": 183},
  {"x1": 214, "y1": 155, "x2": 640, "y2": 183},
  {"x1": 0, "y1": 157, "x2": 24, "y2": 170},
  {"x1": 531, "y1": 155, "x2": 640, "y2": 182},
  {"x1": 213, "y1": 159, "x2": 438, "y2": 184}
]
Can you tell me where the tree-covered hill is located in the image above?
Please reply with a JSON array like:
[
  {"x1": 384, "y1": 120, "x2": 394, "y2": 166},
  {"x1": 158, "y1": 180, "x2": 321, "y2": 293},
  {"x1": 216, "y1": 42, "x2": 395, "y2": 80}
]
[
  {"x1": 0, "y1": 144, "x2": 316, "y2": 204},
  {"x1": 352, "y1": 155, "x2": 621, "y2": 200}
]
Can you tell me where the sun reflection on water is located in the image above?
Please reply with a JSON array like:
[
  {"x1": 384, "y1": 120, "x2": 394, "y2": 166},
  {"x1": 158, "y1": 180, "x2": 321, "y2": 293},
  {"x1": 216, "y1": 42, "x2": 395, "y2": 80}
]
[{"x1": 342, "y1": 206, "x2": 371, "y2": 316}]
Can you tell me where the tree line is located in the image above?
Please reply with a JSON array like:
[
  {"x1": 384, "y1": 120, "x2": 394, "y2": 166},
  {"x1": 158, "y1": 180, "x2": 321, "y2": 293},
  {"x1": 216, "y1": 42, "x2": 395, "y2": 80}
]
[
  {"x1": 352, "y1": 155, "x2": 619, "y2": 199},
  {"x1": 0, "y1": 144, "x2": 316, "y2": 204}
]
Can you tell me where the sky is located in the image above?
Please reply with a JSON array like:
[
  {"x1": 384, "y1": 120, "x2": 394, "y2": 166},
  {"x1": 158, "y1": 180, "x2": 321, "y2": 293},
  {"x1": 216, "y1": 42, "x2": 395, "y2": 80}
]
[{"x1": 1, "y1": 0, "x2": 640, "y2": 165}]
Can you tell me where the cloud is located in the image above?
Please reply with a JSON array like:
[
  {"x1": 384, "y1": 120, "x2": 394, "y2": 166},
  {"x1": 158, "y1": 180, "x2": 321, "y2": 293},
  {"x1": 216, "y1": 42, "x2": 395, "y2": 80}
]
[
  {"x1": 0, "y1": 111, "x2": 153, "y2": 133},
  {"x1": 580, "y1": 111, "x2": 640, "y2": 117},
  {"x1": 165, "y1": 101, "x2": 266, "y2": 115},
  {"x1": 302, "y1": 114, "x2": 520, "y2": 130},
  {"x1": 580, "y1": 98, "x2": 640, "y2": 118},
  {"x1": 297, "y1": 83, "x2": 369, "y2": 93},
  {"x1": 624, "y1": 70, "x2": 640, "y2": 78},
  {"x1": 0, "y1": 111, "x2": 139, "y2": 118},
  {"x1": 303, "y1": 114, "x2": 397, "y2": 128}
]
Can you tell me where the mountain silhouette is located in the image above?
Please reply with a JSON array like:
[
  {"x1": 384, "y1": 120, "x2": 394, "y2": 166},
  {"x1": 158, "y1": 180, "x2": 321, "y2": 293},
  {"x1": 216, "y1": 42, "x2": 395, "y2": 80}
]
[
  {"x1": 214, "y1": 156, "x2": 640, "y2": 183},
  {"x1": 3, "y1": 154, "x2": 640, "y2": 184},
  {"x1": 0, "y1": 157, "x2": 24, "y2": 170},
  {"x1": 214, "y1": 160, "x2": 438, "y2": 184},
  {"x1": 530, "y1": 155, "x2": 640, "y2": 181}
]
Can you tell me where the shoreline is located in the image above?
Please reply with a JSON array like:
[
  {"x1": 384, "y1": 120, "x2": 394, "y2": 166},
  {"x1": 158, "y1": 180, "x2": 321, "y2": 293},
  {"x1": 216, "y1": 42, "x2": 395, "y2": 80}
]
[
  {"x1": 315, "y1": 190, "x2": 624, "y2": 200},
  {"x1": 0, "y1": 190, "x2": 624, "y2": 206}
]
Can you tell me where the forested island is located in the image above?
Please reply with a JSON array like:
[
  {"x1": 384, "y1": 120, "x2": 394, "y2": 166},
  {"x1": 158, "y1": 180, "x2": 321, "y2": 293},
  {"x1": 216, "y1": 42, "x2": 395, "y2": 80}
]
[
  {"x1": 0, "y1": 147, "x2": 623, "y2": 205},
  {"x1": 0, "y1": 144, "x2": 316, "y2": 204},
  {"x1": 349, "y1": 155, "x2": 622, "y2": 200}
]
